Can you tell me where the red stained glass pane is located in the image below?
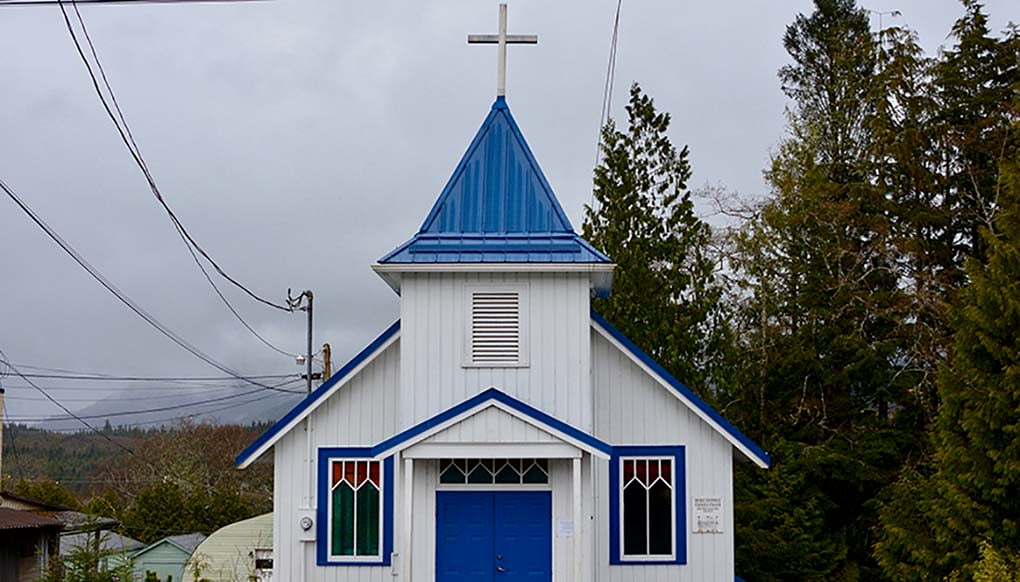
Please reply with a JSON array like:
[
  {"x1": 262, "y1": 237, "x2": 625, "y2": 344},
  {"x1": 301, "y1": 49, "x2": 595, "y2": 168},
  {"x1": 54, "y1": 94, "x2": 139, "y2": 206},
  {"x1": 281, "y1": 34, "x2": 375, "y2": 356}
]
[
  {"x1": 357, "y1": 461, "x2": 369, "y2": 486},
  {"x1": 661, "y1": 460, "x2": 672, "y2": 482},
  {"x1": 344, "y1": 461, "x2": 356, "y2": 484},
  {"x1": 368, "y1": 461, "x2": 380, "y2": 486},
  {"x1": 636, "y1": 460, "x2": 647, "y2": 485},
  {"x1": 332, "y1": 462, "x2": 343, "y2": 487},
  {"x1": 649, "y1": 460, "x2": 660, "y2": 482},
  {"x1": 623, "y1": 460, "x2": 634, "y2": 481}
]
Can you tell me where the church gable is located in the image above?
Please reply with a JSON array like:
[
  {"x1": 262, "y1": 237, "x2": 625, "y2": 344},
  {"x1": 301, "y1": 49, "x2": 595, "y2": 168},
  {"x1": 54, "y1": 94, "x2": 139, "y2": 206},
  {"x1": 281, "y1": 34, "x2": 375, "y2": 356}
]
[{"x1": 420, "y1": 405, "x2": 562, "y2": 445}]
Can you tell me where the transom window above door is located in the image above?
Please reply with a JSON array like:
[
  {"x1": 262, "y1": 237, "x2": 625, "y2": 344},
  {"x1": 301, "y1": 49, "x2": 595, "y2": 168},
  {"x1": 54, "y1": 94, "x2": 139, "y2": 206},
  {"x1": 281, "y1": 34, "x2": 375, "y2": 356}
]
[{"x1": 439, "y1": 458, "x2": 549, "y2": 485}]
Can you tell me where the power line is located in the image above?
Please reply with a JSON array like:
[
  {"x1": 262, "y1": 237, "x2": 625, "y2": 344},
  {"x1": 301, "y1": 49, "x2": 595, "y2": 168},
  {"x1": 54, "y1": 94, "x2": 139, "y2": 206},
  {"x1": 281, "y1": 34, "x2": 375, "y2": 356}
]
[
  {"x1": 42, "y1": 388, "x2": 296, "y2": 432},
  {"x1": 4, "y1": 383, "x2": 274, "y2": 393},
  {"x1": 9, "y1": 370, "x2": 297, "y2": 382},
  {"x1": 51, "y1": 0, "x2": 299, "y2": 360},
  {"x1": 2, "y1": 398, "x2": 25, "y2": 481},
  {"x1": 3, "y1": 384, "x2": 270, "y2": 401},
  {"x1": 593, "y1": 0, "x2": 623, "y2": 172},
  {"x1": 0, "y1": 177, "x2": 299, "y2": 394},
  {"x1": 0, "y1": 0, "x2": 266, "y2": 5},
  {"x1": 1, "y1": 356, "x2": 132, "y2": 454},
  {"x1": 5, "y1": 378, "x2": 302, "y2": 422}
]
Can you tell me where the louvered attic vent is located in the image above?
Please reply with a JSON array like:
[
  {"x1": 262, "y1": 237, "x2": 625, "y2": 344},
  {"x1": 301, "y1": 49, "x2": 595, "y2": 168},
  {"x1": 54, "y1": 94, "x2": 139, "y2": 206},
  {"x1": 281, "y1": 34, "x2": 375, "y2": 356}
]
[{"x1": 470, "y1": 291, "x2": 521, "y2": 366}]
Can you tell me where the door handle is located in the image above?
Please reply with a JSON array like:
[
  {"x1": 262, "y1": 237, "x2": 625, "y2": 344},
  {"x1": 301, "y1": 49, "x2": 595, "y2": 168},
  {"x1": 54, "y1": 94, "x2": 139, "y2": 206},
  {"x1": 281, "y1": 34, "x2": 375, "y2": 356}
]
[{"x1": 497, "y1": 565, "x2": 505, "y2": 572}]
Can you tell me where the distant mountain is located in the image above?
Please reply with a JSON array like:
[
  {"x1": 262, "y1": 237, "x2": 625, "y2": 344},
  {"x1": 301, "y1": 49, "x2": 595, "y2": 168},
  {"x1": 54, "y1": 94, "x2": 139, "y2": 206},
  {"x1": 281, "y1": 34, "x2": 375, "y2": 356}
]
[{"x1": 35, "y1": 385, "x2": 303, "y2": 432}]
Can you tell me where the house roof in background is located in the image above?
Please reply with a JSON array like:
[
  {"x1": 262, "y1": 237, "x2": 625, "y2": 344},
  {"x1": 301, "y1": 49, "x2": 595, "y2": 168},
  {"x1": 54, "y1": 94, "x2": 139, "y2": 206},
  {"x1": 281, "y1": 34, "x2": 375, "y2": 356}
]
[
  {"x1": 61, "y1": 531, "x2": 144, "y2": 555},
  {"x1": 378, "y1": 97, "x2": 611, "y2": 265},
  {"x1": 132, "y1": 532, "x2": 208, "y2": 557},
  {"x1": 0, "y1": 507, "x2": 62, "y2": 530}
]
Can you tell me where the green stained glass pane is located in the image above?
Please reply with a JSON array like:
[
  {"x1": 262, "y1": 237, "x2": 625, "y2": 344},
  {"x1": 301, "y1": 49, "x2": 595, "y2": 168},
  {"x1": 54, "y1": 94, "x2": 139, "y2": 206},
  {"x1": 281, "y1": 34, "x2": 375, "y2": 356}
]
[
  {"x1": 440, "y1": 464, "x2": 466, "y2": 484},
  {"x1": 331, "y1": 484, "x2": 355, "y2": 556},
  {"x1": 356, "y1": 485, "x2": 380, "y2": 556},
  {"x1": 522, "y1": 464, "x2": 548, "y2": 484},
  {"x1": 495, "y1": 463, "x2": 520, "y2": 484},
  {"x1": 468, "y1": 464, "x2": 493, "y2": 484}
]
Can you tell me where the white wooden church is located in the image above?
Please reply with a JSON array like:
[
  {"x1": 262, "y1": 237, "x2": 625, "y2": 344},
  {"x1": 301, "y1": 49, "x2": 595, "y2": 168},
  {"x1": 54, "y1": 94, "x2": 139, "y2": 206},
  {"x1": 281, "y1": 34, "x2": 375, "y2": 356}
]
[{"x1": 236, "y1": 7, "x2": 769, "y2": 581}]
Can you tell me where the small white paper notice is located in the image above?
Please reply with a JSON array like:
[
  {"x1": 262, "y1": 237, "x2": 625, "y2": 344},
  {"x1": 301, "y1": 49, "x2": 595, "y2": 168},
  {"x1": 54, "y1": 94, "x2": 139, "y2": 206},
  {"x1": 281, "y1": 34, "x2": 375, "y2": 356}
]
[
  {"x1": 693, "y1": 497, "x2": 723, "y2": 534},
  {"x1": 557, "y1": 519, "x2": 575, "y2": 538}
]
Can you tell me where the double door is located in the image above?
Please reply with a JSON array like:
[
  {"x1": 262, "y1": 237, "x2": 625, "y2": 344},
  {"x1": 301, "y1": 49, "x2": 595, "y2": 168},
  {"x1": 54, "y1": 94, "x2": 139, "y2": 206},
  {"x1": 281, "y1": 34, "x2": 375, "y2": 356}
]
[{"x1": 436, "y1": 490, "x2": 552, "y2": 582}]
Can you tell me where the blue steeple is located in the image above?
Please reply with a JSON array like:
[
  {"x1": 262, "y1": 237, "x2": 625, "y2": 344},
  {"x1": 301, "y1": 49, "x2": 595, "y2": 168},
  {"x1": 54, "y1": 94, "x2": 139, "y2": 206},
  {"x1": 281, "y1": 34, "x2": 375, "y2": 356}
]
[{"x1": 379, "y1": 97, "x2": 611, "y2": 264}]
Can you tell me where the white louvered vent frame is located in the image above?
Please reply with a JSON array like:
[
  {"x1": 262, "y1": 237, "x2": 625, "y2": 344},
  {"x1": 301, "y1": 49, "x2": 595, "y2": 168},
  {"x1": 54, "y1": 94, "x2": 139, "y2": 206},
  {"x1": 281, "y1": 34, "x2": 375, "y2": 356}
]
[{"x1": 466, "y1": 286, "x2": 527, "y2": 367}]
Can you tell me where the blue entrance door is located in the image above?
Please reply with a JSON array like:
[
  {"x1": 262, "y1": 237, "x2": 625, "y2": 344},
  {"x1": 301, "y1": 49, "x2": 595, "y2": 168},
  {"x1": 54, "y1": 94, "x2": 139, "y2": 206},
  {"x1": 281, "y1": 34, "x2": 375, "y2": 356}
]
[{"x1": 436, "y1": 491, "x2": 552, "y2": 582}]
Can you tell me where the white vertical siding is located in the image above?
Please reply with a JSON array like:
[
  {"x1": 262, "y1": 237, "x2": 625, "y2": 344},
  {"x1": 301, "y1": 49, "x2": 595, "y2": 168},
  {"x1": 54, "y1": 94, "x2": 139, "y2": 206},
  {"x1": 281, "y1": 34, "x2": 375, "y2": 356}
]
[
  {"x1": 272, "y1": 339, "x2": 401, "y2": 582},
  {"x1": 399, "y1": 272, "x2": 592, "y2": 431},
  {"x1": 591, "y1": 329, "x2": 736, "y2": 582}
]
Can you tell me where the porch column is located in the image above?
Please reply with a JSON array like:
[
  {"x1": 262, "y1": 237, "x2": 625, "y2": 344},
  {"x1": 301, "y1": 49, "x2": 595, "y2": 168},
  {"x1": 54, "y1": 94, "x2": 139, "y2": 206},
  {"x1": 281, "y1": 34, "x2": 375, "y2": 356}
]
[
  {"x1": 403, "y1": 456, "x2": 414, "y2": 582},
  {"x1": 573, "y1": 456, "x2": 582, "y2": 581}
]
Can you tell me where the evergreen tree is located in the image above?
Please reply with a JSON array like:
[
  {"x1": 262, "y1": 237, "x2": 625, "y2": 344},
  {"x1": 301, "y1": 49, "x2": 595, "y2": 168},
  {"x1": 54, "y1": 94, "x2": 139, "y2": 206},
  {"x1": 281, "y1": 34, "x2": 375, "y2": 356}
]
[
  {"x1": 582, "y1": 83, "x2": 725, "y2": 393},
  {"x1": 928, "y1": 123, "x2": 1020, "y2": 579},
  {"x1": 930, "y1": 1, "x2": 1020, "y2": 270},
  {"x1": 728, "y1": 1, "x2": 921, "y2": 578}
]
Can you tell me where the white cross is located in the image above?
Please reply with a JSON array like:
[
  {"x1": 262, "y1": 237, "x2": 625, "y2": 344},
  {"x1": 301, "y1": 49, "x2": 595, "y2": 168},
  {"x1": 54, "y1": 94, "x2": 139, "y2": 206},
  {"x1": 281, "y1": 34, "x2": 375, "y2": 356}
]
[{"x1": 468, "y1": 3, "x2": 538, "y2": 97}]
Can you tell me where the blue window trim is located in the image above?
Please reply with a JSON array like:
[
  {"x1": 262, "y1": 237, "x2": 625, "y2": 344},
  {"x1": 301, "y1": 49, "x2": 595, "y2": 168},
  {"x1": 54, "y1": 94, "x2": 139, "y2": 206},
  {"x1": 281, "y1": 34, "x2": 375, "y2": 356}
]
[
  {"x1": 316, "y1": 448, "x2": 394, "y2": 566},
  {"x1": 609, "y1": 446, "x2": 687, "y2": 566}
]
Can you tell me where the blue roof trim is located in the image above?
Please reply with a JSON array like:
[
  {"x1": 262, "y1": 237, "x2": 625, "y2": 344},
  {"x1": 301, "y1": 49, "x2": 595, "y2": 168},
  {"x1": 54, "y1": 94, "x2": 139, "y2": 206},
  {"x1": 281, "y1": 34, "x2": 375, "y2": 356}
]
[
  {"x1": 379, "y1": 233, "x2": 611, "y2": 264},
  {"x1": 591, "y1": 311, "x2": 771, "y2": 468},
  {"x1": 378, "y1": 97, "x2": 611, "y2": 265},
  {"x1": 235, "y1": 320, "x2": 401, "y2": 467},
  {"x1": 373, "y1": 387, "x2": 613, "y2": 457}
]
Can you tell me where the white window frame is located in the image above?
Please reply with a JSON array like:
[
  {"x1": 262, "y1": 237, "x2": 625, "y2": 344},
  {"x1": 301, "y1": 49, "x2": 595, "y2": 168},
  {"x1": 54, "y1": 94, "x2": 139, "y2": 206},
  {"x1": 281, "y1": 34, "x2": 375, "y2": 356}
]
[
  {"x1": 326, "y1": 458, "x2": 385, "y2": 563},
  {"x1": 618, "y1": 455, "x2": 677, "y2": 562},
  {"x1": 462, "y1": 283, "x2": 529, "y2": 368}
]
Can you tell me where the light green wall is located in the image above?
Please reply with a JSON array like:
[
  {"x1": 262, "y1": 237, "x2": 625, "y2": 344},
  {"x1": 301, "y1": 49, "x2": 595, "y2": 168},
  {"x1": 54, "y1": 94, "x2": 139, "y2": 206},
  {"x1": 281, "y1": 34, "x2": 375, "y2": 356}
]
[{"x1": 132, "y1": 541, "x2": 191, "y2": 582}]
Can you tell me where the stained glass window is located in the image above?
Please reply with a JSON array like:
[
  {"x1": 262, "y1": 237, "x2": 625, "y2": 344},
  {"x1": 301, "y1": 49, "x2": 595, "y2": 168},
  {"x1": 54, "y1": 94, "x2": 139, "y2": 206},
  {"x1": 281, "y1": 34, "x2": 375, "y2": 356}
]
[
  {"x1": 439, "y1": 459, "x2": 548, "y2": 485},
  {"x1": 621, "y1": 458, "x2": 674, "y2": 558},
  {"x1": 330, "y1": 459, "x2": 381, "y2": 557}
]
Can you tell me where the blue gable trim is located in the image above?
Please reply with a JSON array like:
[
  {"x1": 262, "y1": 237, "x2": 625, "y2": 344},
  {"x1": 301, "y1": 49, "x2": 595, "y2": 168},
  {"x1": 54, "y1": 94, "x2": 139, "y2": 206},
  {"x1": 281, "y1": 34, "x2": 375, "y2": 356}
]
[
  {"x1": 609, "y1": 446, "x2": 687, "y2": 565},
  {"x1": 316, "y1": 449, "x2": 394, "y2": 566},
  {"x1": 373, "y1": 387, "x2": 613, "y2": 457},
  {"x1": 235, "y1": 320, "x2": 400, "y2": 468},
  {"x1": 591, "y1": 311, "x2": 771, "y2": 468},
  {"x1": 378, "y1": 98, "x2": 611, "y2": 264}
]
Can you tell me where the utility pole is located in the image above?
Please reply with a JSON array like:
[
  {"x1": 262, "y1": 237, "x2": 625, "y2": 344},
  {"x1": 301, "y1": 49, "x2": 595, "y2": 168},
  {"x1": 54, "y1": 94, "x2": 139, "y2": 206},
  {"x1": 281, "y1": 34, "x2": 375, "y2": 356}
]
[
  {"x1": 0, "y1": 387, "x2": 4, "y2": 485},
  {"x1": 322, "y1": 343, "x2": 332, "y2": 380},
  {"x1": 288, "y1": 289, "x2": 314, "y2": 393}
]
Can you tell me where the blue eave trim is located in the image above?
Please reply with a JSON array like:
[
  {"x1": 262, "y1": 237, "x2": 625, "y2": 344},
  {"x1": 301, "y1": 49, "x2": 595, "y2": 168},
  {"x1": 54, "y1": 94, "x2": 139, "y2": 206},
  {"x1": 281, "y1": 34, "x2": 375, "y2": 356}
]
[
  {"x1": 609, "y1": 446, "x2": 687, "y2": 565},
  {"x1": 591, "y1": 311, "x2": 771, "y2": 468},
  {"x1": 372, "y1": 387, "x2": 613, "y2": 457},
  {"x1": 316, "y1": 449, "x2": 394, "y2": 566},
  {"x1": 377, "y1": 232, "x2": 612, "y2": 264},
  {"x1": 235, "y1": 320, "x2": 401, "y2": 468}
]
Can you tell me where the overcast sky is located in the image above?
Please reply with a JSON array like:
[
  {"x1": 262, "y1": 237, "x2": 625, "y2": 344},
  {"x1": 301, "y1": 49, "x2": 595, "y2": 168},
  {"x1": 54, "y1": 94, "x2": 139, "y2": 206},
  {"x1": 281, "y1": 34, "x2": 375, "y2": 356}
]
[{"x1": 0, "y1": 0, "x2": 1015, "y2": 427}]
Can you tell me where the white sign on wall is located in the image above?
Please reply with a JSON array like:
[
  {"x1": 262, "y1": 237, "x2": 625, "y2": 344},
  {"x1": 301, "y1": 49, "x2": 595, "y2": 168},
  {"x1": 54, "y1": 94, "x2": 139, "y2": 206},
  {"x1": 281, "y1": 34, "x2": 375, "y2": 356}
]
[{"x1": 693, "y1": 497, "x2": 723, "y2": 534}]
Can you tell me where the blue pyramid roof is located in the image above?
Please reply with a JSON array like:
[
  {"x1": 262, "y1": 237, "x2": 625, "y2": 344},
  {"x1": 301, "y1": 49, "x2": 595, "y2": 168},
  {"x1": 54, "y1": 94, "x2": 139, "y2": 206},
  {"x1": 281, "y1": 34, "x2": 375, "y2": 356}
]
[{"x1": 379, "y1": 97, "x2": 611, "y2": 264}]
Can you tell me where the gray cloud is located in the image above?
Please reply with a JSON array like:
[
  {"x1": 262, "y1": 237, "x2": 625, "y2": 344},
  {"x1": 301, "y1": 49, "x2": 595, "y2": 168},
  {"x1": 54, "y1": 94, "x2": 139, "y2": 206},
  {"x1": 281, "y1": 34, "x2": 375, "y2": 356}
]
[{"x1": 1, "y1": 0, "x2": 1014, "y2": 425}]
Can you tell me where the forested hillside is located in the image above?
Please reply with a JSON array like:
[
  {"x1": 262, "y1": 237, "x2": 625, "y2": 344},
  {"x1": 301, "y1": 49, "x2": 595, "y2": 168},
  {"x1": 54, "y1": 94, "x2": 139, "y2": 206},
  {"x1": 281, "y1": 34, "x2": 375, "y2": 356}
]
[{"x1": 1, "y1": 421, "x2": 274, "y2": 544}]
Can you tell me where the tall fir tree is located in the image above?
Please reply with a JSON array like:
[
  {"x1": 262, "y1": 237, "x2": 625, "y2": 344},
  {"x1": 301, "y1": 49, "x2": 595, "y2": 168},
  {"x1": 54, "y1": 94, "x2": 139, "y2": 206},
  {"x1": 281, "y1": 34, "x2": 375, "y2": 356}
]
[
  {"x1": 583, "y1": 83, "x2": 725, "y2": 394},
  {"x1": 930, "y1": 122, "x2": 1020, "y2": 579},
  {"x1": 727, "y1": 1, "x2": 923, "y2": 578}
]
